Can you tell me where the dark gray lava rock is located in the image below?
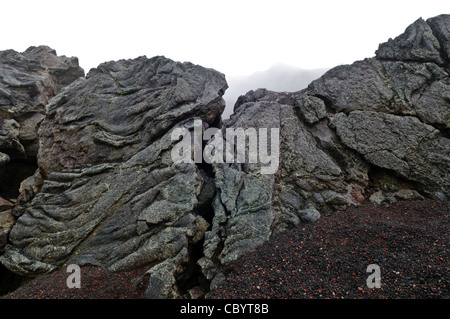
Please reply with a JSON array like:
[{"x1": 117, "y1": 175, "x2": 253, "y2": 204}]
[
  {"x1": 0, "y1": 46, "x2": 84, "y2": 162},
  {"x1": 0, "y1": 55, "x2": 227, "y2": 299},
  {"x1": 0, "y1": 46, "x2": 84, "y2": 254},
  {"x1": 200, "y1": 14, "x2": 449, "y2": 288},
  {"x1": 376, "y1": 17, "x2": 443, "y2": 65},
  {"x1": 1, "y1": 14, "x2": 449, "y2": 299}
]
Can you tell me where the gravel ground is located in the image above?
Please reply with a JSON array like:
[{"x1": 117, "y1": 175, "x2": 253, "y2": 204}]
[
  {"x1": 209, "y1": 200, "x2": 449, "y2": 299},
  {"x1": 1, "y1": 266, "x2": 148, "y2": 299},
  {"x1": 1, "y1": 200, "x2": 448, "y2": 299}
]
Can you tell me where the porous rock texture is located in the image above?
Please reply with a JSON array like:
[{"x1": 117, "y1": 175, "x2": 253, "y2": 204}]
[{"x1": 0, "y1": 15, "x2": 449, "y2": 299}]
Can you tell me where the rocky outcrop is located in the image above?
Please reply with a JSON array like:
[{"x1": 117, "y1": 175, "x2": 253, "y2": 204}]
[
  {"x1": 0, "y1": 55, "x2": 227, "y2": 298},
  {"x1": 0, "y1": 15, "x2": 449, "y2": 299},
  {"x1": 330, "y1": 111, "x2": 448, "y2": 197},
  {"x1": 0, "y1": 46, "x2": 84, "y2": 251},
  {"x1": 0, "y1": 46, "x2": 84, "y2": 163},
  {"x1": 376, "y1": 17, "x2": 444, "y2": 65},
  {"x1": 310, "y1": 15, "x2": 449, "y2": 198},
  {"x1": 199, "y1": 14, "x2": 449, "y2": 286}
]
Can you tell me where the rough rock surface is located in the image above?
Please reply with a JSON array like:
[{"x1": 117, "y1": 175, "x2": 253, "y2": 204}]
[
  {"x1": 376, "y1": 17, "x2": 444, "y2": 65},
  {"x1": 0, "y1": 55, "x2": 227, "y2": 298},
  {"x1": 0, "y1": 197, "x2": 14, "y2": 253},
  {"x1": 0, "y1": 46, "x2": 84, "y2": 164},
  {"x1": 0, "y1": 46, "x2": 84, "y2": 252},
  {"x1": 201, "y1": 89, "x2": 365, "y2": 284},
  {"x1": 199, "y1": 14, "x2": 449, "y2": 288},
  {"x1": 330, "y1": 111, "x2": 448, "y2": 195},
  {"x1": 0, "y1": 15, "x2": 449, "y2": 299}
]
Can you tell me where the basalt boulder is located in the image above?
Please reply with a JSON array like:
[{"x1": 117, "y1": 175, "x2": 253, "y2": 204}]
[
  {"x1": 199, "y1": 14, "x2": 449, "y2": 287},
  {"x1": 0, "y1": 55, "x2": 227, "y2": 298},
  {"x1": 0, "y1": 46, "x2": 84, "y2": 253},
  {"x1": 0, "y1": 46, "x2": 84, "y2": 164}
]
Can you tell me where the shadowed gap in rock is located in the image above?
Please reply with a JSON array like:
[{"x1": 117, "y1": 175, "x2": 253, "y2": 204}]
[
  {"x1": 0, "y1": 263, "x2": 25, "y2": 296},
  {"x1": 0, "y1": 160, "x2": 38, "y2": 200},
  {"x1": 175, "y1": 236, "x2": 210, "y2": 298},
  {"x1": 368, "y1": 166, "x2": 426, "y2": 196}
]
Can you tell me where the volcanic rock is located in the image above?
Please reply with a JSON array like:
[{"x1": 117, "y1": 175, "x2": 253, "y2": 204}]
[
  {"x1": 199, "y1": 14, "x2": 449, "y2": 287},
  {"x1": 0, "y1": 15, "x2": 449, "y2": 299},
  {"x1": 0, "y1": 46, "x2": 84, "y2": 254},
  {"x1": 0, "y1": 46, "x2": 84, "y2": 162},
  {"x1": 376, "y1": 17, "x2": 444, "y2": 65},
  {"x1": 0, "y1": 55, "x2": 227, "y2": 299}
]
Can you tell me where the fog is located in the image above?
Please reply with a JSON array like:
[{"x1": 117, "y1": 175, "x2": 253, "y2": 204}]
[
  {"x1": 222, "y1": 64, "x2": 328, "y2": 119},
  {"x1": 3, "y1": 0, "x2": 447, "y2": 80}
]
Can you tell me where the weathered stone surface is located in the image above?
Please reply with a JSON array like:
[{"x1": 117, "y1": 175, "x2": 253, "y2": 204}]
[
  {"x1": 202, "y1": 89, "x2": 364, "y2": 273},
  {"x1": 0, "y1": 210, "x2": 14, "y2": 253},
  {"x1": 412, "y1": 77, "x2": 450, "y2": 128},
  {"x1": 37, "y1": 56, "x2": 225, "y2": 177},
  {"x1": 308, "y1": 58, "x2": 449, "y2": 125},
  {"x1": 200, "y1": 15, "x2": 449, "y2": 287},
  {"x1": 0, "y1": 47, "x2": 83, "y2": 255},
  {"x1": 393, "y1": 189, "x2": 424, "y2": 201},
  {"x1": 145, "y1": 247, "x2": 188, "y2": 298},
  {"x1": 427, "y1": 14, "x2": 450, "y2": 62},
  {"x1": 1, "y1": 15, "x2": 449, "y2": 299},
  {"x1": 0, "y1": 119, "x2": 25, "y2": 160},
  {"x1": 369, "y1": 190, "x2": 385, "y2": 205},
  {"x1": 0, "y1": 197, "x2": 14, "y2": 253},
  {"x1": 0, "y1": 46, "x2": 84, "y2": 161},
  {"x1": 298, "y1": 205, "x2": 321, "y2": 223},
  {"x1": 0, "y1": 197, "x2": 13, "y2": 211},
  {"x1": 0, "y1": 55, "x2": 226, "y2": 300},
  {"x1": 330, "y1": 111, "x2": 449, "y2": 197},
  {"x1": 376, "y1": 17, "x2": 443, "y2": 65},
  {"x1": 309, "y1": 59, "x2": 395, "y2": 113},
  {"x1": 294, "y1": 94, "x2": 327, "y2": 125}
]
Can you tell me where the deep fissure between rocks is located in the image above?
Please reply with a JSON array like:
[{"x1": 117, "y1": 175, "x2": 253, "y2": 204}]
[
  {"x1": 0, "y1": 157, "x2": 37, "y2": 296},
  {"x1": 0, "y1": 263, "x2": 25, "y2": 296},
  {"x1": 176, "y1": 117, "x2": 223, "y2": 297},
  {"x1": 0, "y1": 160, "x2": 37, "y2": 200},
  {"x1": 176, "y1": 236, "x2": 210, "y2": 297}
]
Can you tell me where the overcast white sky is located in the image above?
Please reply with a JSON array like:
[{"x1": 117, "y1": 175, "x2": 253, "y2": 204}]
[{"x1": 1, "y1": 0, "x2": 448, "y2": 76}]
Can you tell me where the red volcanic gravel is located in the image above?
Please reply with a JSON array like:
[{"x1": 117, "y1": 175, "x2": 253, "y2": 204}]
[
  {"x1": 209, "y1": 200, "x2": 449, "y2": 299},
  {"x1": 1, "y1": 200, "x2": 448, "y2": 299},
  {"x1": 1, "y1": 266, "x2": 149, "y2": 299}
]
